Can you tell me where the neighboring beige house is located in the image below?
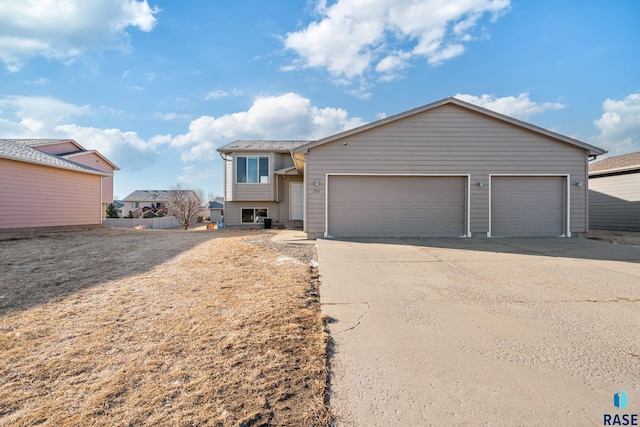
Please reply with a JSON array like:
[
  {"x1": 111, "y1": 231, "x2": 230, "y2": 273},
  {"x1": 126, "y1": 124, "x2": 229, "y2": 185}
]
[
  {"x1": 121, "y1": 190, "x2": 172, "y2": 217},
  {"x1": 0, "y1": 139, "x2": 119, "y2": 230},
  {"x1": 218, "y1": 97, "x2": 606, "y2": 238},
  {"x1": 122, "y1": 189, "x2": 204, "y2": 218},
  {"x1": 588, "y1": 152, "x2": 640, "y2": 231}
]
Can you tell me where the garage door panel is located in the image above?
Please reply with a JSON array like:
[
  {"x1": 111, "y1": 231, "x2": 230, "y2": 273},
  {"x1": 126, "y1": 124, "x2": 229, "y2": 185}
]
[
  {"x1": 328, "y1": 176, "x2": 466, "y2": 237},
  {"x1": 491, "y1": 176, "x2": 565, "y2": 237}
]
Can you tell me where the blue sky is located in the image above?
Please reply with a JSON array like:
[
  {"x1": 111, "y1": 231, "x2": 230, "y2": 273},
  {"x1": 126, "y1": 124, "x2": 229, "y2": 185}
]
[{"x1": 1, "y1": 0, "x2": 638, "y2": 199}]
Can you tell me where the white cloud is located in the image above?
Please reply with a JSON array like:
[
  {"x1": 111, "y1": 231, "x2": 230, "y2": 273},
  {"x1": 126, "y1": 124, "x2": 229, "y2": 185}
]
[
  {"x1": 0, "y1": 0, "x2": 159, "y2": 69},
  {"x1": 205, "y1": 89, "x2": 243, "y2": 100},
  {"x1": 0, "y1": 95, "x2": 161, "y2": 170},
  {"x1": 454, "y1": 93, "x2": 565, "y2": 120},
  {"x1": 55, "y1": 124, "x2": 161, "y2": 170},
  {"x1": 0, "y1": 95, "x2": 91, "y2": 128},
  {"x1": 25, "y1": 77, "x2": 50, "y2": 85},
  {"x1": 171, "y1": 92, "x2": 366, "y2": 161},
  {"x1": 283, "y1": 0, "x2": 510, "y2": 84},
  {"x1": 593, "y1": 93, "x2": 640, "y2": 156}
]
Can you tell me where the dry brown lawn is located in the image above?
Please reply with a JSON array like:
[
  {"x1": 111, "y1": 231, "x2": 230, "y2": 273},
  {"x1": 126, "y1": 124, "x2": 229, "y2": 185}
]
[
  {"x1": 0, "y1": 228, "x2": 329, "y2": 426},
  {"x1": 586, "y1": 229, "x2": 640, "y2": 246}
]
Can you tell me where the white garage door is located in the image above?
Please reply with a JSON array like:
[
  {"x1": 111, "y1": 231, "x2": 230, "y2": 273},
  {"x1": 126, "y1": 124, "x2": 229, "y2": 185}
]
[
  {"x1": 327, "y1": 176, "x2": 466, "y2": 237},
  {"x1": 491, "y1": 176, "x2": 565, "y2": 237}
]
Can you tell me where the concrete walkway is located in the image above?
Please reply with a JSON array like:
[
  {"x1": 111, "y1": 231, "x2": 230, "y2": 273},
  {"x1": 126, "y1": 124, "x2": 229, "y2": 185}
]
[
  {"x1": 317, "y1": 237, "x2": 640, "y2": 426},
  {"x1": 271, "y1": 229, "x2": 316, "y2": 245}
]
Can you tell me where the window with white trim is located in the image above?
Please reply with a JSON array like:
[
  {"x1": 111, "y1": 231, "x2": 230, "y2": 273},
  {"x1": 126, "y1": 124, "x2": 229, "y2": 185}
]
[
  {"x1": 242, "y1": 208, "x2": 268, "y2": 223},
  {"x1": 237, "y1": 156, "x2": 269, "y2": 183}
]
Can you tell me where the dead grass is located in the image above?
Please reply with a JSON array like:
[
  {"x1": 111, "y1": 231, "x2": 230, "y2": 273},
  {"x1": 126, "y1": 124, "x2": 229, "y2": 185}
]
[
  {"x1": 586, "y1": 229, "x2": 640, "y2": 246},
  {"x1": 0, "y1": 228, "x2": 329, "y2": 426}
]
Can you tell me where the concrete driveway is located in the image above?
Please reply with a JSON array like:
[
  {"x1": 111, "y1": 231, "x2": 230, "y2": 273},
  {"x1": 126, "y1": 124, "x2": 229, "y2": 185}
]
[{"x1": 317, "y1": 237, "x2": 640, "y2": 426}]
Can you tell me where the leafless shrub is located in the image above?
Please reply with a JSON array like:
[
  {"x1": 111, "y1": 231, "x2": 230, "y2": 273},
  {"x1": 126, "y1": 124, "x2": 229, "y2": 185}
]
[{"x1": 166, "y1": 183, "x2": 205, "y2": 230}]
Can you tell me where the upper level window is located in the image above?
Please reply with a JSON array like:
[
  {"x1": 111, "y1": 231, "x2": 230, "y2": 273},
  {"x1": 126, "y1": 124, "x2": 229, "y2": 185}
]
[{"x1": 237, "y1": 156, "x2": 269, "y2": 183}]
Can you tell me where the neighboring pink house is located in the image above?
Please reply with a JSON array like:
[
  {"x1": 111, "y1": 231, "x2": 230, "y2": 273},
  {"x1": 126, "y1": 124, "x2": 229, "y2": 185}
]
[{"x1": 0, "y1": 139, "x2": 119, "y2": 230}]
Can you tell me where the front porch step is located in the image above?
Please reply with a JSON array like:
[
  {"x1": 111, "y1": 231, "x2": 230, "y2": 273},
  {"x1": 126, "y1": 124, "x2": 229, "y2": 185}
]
[{"x1": 284, "y1": 220, "x2": 303, "y2": 230}]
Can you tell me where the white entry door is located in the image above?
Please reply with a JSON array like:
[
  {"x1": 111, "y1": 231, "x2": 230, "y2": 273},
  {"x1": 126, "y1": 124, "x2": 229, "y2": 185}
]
[{"x1": 290, "y1": 183, "x2": 304, "y2": 220}]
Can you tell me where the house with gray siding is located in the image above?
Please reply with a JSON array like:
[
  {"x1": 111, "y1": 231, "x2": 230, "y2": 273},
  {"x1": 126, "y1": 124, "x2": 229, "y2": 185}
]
[
  {"x1": 218, "y1": 97, "x2": 606, "y2": 238},
  {"x1": 217, "y1": 140, "x2": 307, "y2": 227},
  {"x1": 588, "y1": 152, "x2": 640, "y2": 231}
]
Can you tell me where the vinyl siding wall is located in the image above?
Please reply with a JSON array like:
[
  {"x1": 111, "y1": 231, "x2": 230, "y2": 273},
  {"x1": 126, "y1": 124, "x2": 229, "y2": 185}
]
[
  {"x1": 224, "y1": 201, "x2": 278, "y2": 227},
  {"x1": 224, "y1": 157, "x2": 233, "y2": 201},
  {"x1": 275, "y1": 152, "x2": 295, "y2": 170},
  {"x1": 68, "y1": 152, "x2": 115, "y2": 203},
  {"x1": 231, "y1": 152, "x2": 274, "y2": 201},
  {"x1": 0, "y1": 158, "x2": 102, "y2": 229},
  {"x1": 223, "y1": 175, "x2": 303, "y2": 226},
  {"x1": 35, "y1": 141, "x2": 80, "y2": 155},
  {"x1": 589, "y1": 172, "x2": 640, "y2": 231},
  {"x1": 304, "y1": 104, "x2": 589, "y2": 236}
]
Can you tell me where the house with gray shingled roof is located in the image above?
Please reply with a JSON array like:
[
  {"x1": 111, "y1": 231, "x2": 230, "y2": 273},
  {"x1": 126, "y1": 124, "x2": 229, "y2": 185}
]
[
  {"x1": 589, "y1": 152, "x2": 640, "y2": 231},
  {"x1": 121, "y1": 189, "x2": 203, "y2": 218},
  {"x1": 217, "y1": 97, "x2": 606, "y2": 237},
  {"x1": 0, "y1": 139, "x2": 119, "y2": 230}
]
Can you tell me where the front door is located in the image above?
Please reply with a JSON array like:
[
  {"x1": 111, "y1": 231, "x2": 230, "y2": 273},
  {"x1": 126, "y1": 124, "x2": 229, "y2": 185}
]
[{"x1": 290, "y1": 183, "x2": 304, "y2": 221}]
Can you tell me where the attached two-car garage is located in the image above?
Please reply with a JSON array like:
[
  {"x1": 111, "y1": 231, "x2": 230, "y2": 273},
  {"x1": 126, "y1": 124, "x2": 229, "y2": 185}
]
[
  {"x1": 295, "y1": 98, "x2": 605, "y2": 238},
  {"x1": 326, "y1": 174, "x2": 569, "y2": 238},
  {"x1": 327, "y1": 175, "x2": 467, "y2": 237}
]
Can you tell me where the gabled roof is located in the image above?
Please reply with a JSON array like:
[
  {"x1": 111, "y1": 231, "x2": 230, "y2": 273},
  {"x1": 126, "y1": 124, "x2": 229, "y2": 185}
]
[
  {"x1": 9, "y1": 138, "x2": 85, "y2": 150},
  {"x1": 293, "y1": 97, "x2": 606, "y2": 157},
  {"x1": 0, "y1": 139, "x2": 111, "y2": 176},
  {"x1": 589, "y1": 151, "x2": 640, "y2": 175},
  {"x1": 122, "y1": 190, "x2": 174, "y2": 202},
  {"x1": 208, "y1": 201, "x2": 224, "y2": 209},
  {"x1": 217, "y1": 140, "x2": 309, "y2": 153},
  {"x1": 63, "y1": 150, "x2": 120, "y2": 171}
]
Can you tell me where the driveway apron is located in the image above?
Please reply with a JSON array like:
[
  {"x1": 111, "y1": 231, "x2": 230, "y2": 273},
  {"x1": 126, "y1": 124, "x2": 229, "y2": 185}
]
[{"x1": 317, "y1": 237, "x2": 640, "y2": 426}]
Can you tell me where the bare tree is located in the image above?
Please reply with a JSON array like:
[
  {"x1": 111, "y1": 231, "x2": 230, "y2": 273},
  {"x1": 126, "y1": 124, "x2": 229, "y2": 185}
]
[{"x1": 166, "y1": 184, "x2": 205, "y2": 230}]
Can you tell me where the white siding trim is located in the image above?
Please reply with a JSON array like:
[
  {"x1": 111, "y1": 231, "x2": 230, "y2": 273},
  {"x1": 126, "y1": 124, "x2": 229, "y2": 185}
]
[
  {"x1": 488, "y1": 174, "x2": 571, "y2": 237},
  {"x1": 324, "y1": 173, "x2": 471, "y2": 238}
]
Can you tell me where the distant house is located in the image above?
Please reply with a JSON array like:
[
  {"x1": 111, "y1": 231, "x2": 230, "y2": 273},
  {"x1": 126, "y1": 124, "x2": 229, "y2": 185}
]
[
  {"x1": 113, "y1": 200, "x2": 125, "y2": 218},
  {"x1": 589, "y1": 152, "x2": 640, "y2": 231},
  {"x1": 218, "y1": 97, "x2": 606, "y2": 238},
  {"x1": 122, "y1": 189, "x2": 203, "y2": 218},
  {"x1": 121, "y1": 190, "x2": 172, "y2": 217},
  {"x1": 208, "y1": 199, "x2": 224, "y2": 223},
  {"x1": 0, "y1": 139, "x2": 119, "y2": 230}
]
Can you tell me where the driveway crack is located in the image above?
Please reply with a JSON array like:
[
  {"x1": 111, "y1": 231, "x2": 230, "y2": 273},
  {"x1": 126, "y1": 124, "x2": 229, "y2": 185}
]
[{"x1": 322, "y1": 301, "x2": 369, "y2": 334}]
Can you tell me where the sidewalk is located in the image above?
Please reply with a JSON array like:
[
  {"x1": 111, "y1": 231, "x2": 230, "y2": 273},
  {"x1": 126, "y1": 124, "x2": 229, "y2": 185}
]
[{"x1": 271, "y1": 229, "x2": 316, "y2": 245}]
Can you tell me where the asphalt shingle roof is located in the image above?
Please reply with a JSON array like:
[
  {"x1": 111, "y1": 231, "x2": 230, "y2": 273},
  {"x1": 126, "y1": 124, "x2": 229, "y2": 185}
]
[
  {"x1": 122, "y1": 190, "x2": 174, "y2": 201},
  {"x1": 0, "y1": 139, "x2": 108, "y2": 175},
  {"x1": 6, "y1": 139, "x2": 79, "y2": 148},
  {"x1": 208, "y1": 201, "x2": 224, "y2": 209},
  {"x1": 589, "y1": 152, "x2": 640, "y2": 175},
  {"x1": 217, "y1": 140, "x2": 310, "y2": 153}
]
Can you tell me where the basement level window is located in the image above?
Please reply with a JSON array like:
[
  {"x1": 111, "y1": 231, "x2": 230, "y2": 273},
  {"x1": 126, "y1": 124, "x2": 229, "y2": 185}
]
[
  {"x1": 242, "y1": 208, "x2": 268, "y2": 223},
  {"x1": 237, "y1": 156, "x2": 269, "y2": 183}
]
